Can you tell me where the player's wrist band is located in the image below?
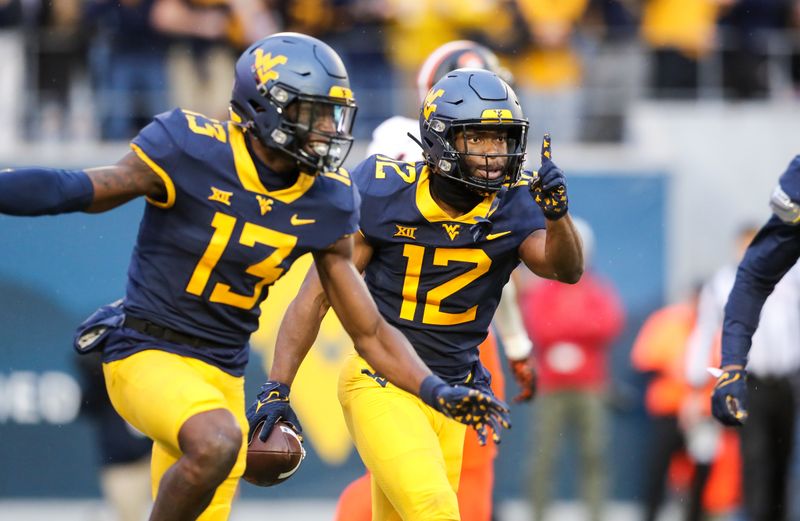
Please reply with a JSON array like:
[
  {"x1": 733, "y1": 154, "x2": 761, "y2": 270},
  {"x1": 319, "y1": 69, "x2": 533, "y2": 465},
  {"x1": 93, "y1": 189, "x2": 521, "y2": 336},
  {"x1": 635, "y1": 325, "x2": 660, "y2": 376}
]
[
  {"x1": 419, "y1": 374, "x2": 447, "y2": 408},
  {"x1": 0, "y1": 167, "x2": 93, "y2": 215}
]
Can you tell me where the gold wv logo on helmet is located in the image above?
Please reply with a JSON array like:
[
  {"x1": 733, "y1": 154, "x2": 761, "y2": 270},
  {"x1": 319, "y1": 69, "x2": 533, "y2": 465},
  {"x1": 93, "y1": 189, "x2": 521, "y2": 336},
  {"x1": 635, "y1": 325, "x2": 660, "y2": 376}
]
[
  {"x1": 423, "y1": 89, "x2": 445, "y2": 121},
  {"x1": 253, "y1": 50, "x2": 287, "y2": 86}
]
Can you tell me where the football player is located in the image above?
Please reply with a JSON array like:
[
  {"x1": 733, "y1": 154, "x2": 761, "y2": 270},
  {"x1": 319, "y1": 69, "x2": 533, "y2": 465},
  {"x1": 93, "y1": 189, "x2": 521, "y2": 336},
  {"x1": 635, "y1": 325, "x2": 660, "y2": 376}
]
[
  {"x1": 258, "y1": 68, "x2": 583, "y2": 520},
  {"x1": 338, "y1": 40, "x2": 537, "y2": 521},
  {"x1": 0, "y1": 33, "x2": 508, "y2": 521},
  {"x1": 712, "y1": 155, "x2": 800, "y2": 427}
]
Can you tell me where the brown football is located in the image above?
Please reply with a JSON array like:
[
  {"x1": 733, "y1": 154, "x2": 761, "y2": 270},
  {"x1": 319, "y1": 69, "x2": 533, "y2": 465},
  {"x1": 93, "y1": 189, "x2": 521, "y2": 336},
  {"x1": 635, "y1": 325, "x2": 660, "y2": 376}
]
[{"x1": 243, "y1": 421, "x2": 306, "y2": 487}]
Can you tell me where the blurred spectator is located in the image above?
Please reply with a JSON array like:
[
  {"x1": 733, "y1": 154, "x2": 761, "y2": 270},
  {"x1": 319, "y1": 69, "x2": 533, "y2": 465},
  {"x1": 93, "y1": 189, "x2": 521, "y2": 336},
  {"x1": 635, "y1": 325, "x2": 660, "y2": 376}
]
[
  {"x1": 384, "y1": 0, "x2": 518, "y2": 115},
  {"x1": 0, "y1": 0, "x2": 24, "y2": 152},
  {"x1": 640, "y1": 0, "x2": 728, "y2": 98},
  {"x1": 23, "y1": 0, "x2": 87, "y2": 141},
  {"x1": 85, "y1": 0, "x2": 171, "y2": 140},
  {"x1": 631, "y1": 288, "x2": 712, "y2": 521},
  {"x1": 76, "y1": 351, "x2": 152, "y2": 521},
  {"x1": 793, "y1": 1, "x2": 800, "y2": 92},
  {"x1": 519, "y1": 218, "x2": 625, "y2": 521},
  {"x1": 578, "y1": 0, "x2": 642, "y2": 142},
  {"x1": 0, "y1": 0, "x2": 21, "y2": 26},
  {"x1": 685, "y1": 224, "x2": 800, "y2": 521},
  {"x1": 278, "y1": 0, "x2": 399, "y2": 139},
  {"x1": 155, "y1": 0, "x2": 278, "y2": 120},
  {"x1": 717, "y1": 0, "x2": 793, "y2": 100},
  {"x1": 509, "y1": 0, "x2": 591, "y2": 142}
]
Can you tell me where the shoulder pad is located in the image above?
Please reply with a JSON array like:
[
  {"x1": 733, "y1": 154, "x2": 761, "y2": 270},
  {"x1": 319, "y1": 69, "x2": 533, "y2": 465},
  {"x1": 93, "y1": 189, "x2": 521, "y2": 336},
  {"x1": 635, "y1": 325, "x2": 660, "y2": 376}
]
[
  {"x1": 318, "y1": 167, "x2": 358, "y2": 211},
  {"x1": 350, "y1": 155, "x2": 421, "y2": 197},
  {"x1": 372, "y1": 155, "x2": 419, "y2": 184},
  {"x1": 176, "y1": 109, "x2": 229, "y2": 148}
]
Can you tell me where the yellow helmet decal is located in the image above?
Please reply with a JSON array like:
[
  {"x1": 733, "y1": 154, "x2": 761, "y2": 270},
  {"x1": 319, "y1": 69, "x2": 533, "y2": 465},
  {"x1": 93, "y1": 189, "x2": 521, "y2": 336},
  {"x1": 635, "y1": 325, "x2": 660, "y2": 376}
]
[
  {"x1": 423, "y1": 88, "x2": 445, "y2": 121},
  {"x1": 253, "y1": 49, "x2": 288, "y2": 86},
  {"x1": 328, "y1": 85, "x2": 354, "y2": 100},
  {"x1": 480, "y1": 108, "x2": 513, "y2": 122}
]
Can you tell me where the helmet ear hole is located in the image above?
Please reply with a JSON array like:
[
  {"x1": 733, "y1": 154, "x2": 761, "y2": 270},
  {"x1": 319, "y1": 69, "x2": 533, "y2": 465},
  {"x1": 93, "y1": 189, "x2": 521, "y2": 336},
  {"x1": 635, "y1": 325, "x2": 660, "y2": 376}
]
[{"x1": 248, "y1": 100, "x2": 266, "y2": 113}]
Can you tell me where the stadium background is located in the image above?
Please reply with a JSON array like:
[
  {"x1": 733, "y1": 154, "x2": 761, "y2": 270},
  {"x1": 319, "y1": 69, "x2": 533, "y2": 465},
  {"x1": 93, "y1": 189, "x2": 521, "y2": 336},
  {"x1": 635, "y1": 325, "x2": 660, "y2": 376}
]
[{"x1": 1, "y1": 0, "x2": 800, "y2": 520}]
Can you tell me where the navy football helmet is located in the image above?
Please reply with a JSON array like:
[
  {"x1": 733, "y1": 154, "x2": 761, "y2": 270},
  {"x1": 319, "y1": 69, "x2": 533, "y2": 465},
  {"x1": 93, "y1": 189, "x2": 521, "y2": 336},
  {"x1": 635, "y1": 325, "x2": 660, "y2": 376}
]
[
  {"x1": 416, "y1": 40, "x2": 514, "y2": 102},
  {"x1": 419, "y1": 68, "x2": 528, "y2": 194},
  {"x1": 230, "y1": 32, "x2": 357, "y2": 173}
]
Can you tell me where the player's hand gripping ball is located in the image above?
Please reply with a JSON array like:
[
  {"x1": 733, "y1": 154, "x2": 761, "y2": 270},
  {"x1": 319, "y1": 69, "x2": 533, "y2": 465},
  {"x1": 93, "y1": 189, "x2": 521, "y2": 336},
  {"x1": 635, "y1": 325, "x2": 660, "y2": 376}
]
[
  {"x1": 243, "y1": 420, "x2": 306, "y2": 487},
  {"x1": 531, "y1": 133, "x2": 568, "y2": 220}
]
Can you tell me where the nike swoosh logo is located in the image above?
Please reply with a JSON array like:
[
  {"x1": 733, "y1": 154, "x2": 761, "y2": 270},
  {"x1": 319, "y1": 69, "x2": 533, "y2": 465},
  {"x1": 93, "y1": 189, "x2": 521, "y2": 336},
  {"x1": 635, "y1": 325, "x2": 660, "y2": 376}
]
[
  {"x1": 255, "y1": 400, "x2": 266, "y2": 413},
  {"x1": 485, "y1": 231, "x2": 511, "y2": 241},
  {"x1": 291, "y1": 214, "x2": 316, "y2": 226}
]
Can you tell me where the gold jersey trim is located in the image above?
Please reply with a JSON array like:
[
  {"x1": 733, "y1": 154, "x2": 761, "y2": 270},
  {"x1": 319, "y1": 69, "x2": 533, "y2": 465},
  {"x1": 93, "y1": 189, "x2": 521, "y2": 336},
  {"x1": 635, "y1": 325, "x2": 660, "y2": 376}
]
[
  {"x1": 130, "y1": 143, "x2": 177, "y2": 209},
  {"x1": 228, "y1": 122, "x2": 315, "y2": 203}
]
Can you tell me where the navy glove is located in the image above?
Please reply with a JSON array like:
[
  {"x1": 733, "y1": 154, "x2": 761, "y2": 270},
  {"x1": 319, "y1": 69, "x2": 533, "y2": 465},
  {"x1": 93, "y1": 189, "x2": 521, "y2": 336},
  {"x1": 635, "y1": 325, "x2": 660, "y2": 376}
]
[
  {"x1": 531, "y1": 133, "x2": 568, "y2": 220},
  {"x1": 420, "y1": 375, "x2": 511, "y2": 445},
  {"x1": 711, "y1": 368, "x2": 748, "y2": 427},
  {"x1": 246, "y1": 381, "x2": 303, "y2": 442}
]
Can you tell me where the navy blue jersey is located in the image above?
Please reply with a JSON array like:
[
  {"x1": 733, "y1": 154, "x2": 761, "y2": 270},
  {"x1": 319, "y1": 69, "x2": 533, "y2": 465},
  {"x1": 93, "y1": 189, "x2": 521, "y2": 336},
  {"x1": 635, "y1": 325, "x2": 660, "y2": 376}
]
[
  {"x1": 104, "y1": 109, "x2": 359, "y2": 374},
  {"x1": 352, "y1": 154, "x2": 545, "y2": 382}
]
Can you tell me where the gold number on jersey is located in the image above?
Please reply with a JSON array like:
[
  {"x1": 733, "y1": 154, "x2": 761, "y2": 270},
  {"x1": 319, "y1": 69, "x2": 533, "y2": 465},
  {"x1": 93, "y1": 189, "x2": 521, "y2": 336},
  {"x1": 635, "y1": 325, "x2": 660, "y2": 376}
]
[
  {"x1": 186, "y1": 212, "x2": 297, "y2": 310},
  {"x1": 184, "y1": 111, "x2": 227, "y2": 143},
  {"x1": 400, "y1": 245, "x2": 491, "y2": 326},
  {"x1": 374, "y1": 158, "x2": 416, "y2": 184}
]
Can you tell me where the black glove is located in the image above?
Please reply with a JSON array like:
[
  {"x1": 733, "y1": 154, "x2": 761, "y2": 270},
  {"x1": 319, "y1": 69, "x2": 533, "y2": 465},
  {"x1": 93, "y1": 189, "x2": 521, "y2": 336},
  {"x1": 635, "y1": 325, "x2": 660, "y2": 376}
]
[
  {"x1": 420, "y1": 375, "x2": 511, "y2": 445},
  {"x1": 710, "y1": 368, "x2": 748, "y2": 426},
  {"x1": 531, "y1": 133, "x2": 568, "y2": 220},
  {"x1": 246, "y1": 381, "x2": 303, "y2": 442}
]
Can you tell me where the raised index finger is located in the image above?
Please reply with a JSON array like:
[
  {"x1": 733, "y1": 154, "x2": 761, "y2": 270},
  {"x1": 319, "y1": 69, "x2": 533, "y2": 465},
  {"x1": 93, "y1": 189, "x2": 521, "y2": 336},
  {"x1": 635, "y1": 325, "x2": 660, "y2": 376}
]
[{"x1": 541, "y1": 133, "x2": 552, "y2": 162}]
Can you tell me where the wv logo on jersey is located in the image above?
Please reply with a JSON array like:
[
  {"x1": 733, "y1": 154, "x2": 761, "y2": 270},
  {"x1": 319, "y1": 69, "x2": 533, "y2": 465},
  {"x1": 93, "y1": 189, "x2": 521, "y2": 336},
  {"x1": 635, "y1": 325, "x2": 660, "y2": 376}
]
[
  {"x1": 442, "y1": 223, "x2": 461, "y2": 241},
  {"x1": 256, "y1": 195, "x2": 273, "y2": 215},
  {"x1": 208, "y1": 187, "x2": 233, "y2": 206},
  {"x1": 254, "y1": 50, "x2": 288, "y2": 86},
  {"x1": 394, "y1": 224, "x2": 417, "y2": 240}
]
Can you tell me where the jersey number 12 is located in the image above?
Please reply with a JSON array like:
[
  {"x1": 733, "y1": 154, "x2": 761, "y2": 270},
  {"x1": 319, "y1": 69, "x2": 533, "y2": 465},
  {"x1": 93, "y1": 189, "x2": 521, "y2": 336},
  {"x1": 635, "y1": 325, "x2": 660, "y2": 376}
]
[{"x1": 400, "y1": 244, "x2": 491, "y2": 326}]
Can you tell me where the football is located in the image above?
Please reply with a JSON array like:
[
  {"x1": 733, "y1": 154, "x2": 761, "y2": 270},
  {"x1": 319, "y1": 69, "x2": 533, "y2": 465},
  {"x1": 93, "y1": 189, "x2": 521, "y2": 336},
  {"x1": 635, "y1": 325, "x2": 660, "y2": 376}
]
[{"x1": 243, "y1": 421, "x2": 306, "y2": 487}]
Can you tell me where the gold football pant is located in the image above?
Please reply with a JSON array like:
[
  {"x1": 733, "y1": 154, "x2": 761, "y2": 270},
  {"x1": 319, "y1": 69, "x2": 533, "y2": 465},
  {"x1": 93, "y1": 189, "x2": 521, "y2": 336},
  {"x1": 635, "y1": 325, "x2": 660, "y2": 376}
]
[
  {"x1": 103, "y1": 350, "x2": 248, "y2": 521},
  {"x1": 338, "y1": 354, "x2": 466, "y2": 521}
]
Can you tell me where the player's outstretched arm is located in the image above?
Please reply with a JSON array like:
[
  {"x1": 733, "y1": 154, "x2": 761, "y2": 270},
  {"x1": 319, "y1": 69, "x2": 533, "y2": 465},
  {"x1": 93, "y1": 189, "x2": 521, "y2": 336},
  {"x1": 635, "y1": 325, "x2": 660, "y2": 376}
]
[
  {"x1": 494, "y1": 280, "x2": 537, "y2": 402},
  {"x1": 0, "y1": 151, "x2": 165, "y2": 216},
  {"x1": 269, "y1": 232, "x2": 375, "y2": 388},
  {"x1": 519, "y1": 134, "x2": 583, "y2": 283},
  {"x1": 249, "y1": 233, "x2": 375, "y2": 441},
  {"x1": 712, "y1": 214, "x2": 800, "y2": 426},
  {"x1": 311, "y1": 234, "x2": 432, "y2": 394}
]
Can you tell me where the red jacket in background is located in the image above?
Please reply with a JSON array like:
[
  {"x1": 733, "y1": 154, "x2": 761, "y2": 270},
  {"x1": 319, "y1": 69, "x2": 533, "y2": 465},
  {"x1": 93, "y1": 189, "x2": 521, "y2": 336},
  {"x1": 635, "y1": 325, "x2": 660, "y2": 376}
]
[{"x1": 520, "y1": 271, "x2": 625, "y2": 392}]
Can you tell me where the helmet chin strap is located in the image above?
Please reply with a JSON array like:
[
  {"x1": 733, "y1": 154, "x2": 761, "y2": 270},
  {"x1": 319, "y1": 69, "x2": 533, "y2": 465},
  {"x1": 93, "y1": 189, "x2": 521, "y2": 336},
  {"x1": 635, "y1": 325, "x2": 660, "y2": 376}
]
[
  {"x1": 430, "y1": 171, "x2": 484, "y2": 214},
  {"x1": 244, "y1": 131, "x2": 301, "y2": 189}
]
